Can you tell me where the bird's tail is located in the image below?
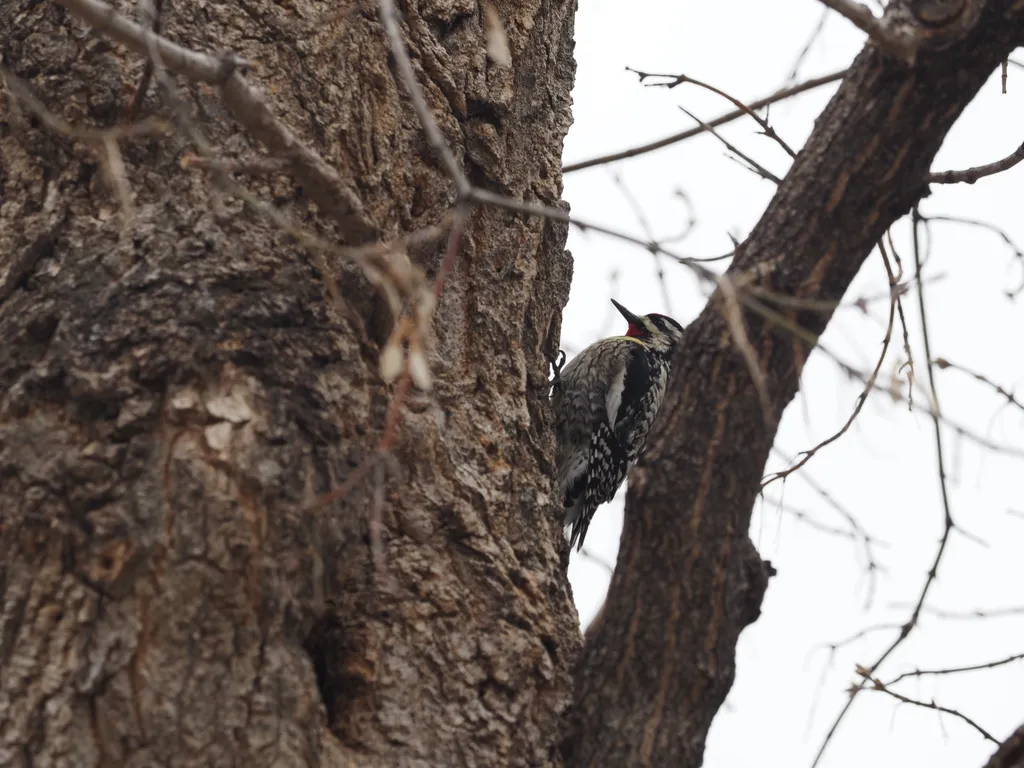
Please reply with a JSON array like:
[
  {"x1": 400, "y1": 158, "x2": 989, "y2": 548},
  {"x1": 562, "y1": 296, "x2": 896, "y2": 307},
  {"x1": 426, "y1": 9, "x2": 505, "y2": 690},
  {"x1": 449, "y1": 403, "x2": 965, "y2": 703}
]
[{"x1": 563, "y1": 497, "x2": 591, "y2": 552}]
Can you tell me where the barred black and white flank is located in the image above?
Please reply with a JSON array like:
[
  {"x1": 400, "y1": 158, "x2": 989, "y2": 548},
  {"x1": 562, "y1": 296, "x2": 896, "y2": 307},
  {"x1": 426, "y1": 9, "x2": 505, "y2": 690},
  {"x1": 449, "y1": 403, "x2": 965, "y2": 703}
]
[{"x1": 552, "y1": 299, "x2": 684, "y2": 551}]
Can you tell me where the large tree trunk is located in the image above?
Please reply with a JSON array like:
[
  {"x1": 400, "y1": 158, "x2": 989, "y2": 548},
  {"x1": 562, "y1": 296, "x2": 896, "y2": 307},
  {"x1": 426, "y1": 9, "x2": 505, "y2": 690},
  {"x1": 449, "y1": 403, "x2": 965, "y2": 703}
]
[{"x1": 0, "y1": 0, "x2": 578, "y2": 764}]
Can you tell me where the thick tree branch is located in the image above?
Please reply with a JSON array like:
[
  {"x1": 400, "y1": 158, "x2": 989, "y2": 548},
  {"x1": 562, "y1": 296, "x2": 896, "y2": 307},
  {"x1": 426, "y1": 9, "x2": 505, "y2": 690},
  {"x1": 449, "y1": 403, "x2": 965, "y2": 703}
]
[
  {"x1": 982, "y1": 723, "x2": 1024, "y2": 768},
  {"x1": 565, "y1": 2, "x2": 1024, "y2": 765}
]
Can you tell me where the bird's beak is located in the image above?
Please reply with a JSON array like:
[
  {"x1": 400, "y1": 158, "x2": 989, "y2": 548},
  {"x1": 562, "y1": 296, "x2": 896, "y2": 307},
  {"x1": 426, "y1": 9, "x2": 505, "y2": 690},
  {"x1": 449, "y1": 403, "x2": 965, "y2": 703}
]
[{"x1": 610, "y1": 298, "x2": 641, "y2": 326}]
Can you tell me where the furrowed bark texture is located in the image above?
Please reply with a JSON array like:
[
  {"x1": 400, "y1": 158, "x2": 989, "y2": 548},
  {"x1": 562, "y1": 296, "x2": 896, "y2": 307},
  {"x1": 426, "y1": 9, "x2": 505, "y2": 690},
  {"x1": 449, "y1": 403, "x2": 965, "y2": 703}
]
[
  {"x1": 0, "y1": 0, "x2": 578, "y2": 765},
  {"x1": 567, "y1": 2, "x2": 1024, "y2": 766}
]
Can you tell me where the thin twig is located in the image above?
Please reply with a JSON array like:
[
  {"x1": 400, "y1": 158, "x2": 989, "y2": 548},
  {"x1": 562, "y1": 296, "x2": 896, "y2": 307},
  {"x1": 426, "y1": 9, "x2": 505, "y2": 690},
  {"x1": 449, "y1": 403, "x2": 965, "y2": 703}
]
[
  {"x1": 810, "y1": 210, "x2": 959, "y2": 768},
  {"x1": 658, "y1": 188, "x2": 699, "y2": 246},
  {"x1": 899, "y1": 604, "x2": 1024, "y2": 620},
  {"x1": 884, "y1": 232, "x2": 916, "y2": 409},
  {"x1": 465, "y1": 186, "x2": 717, "y2": 280},
  {"x1": 818, "y1": 623, "x2": 903, "y2": 655},
  {"x1": 579, "y1": 547, "x2": 615, "y2": 575},
  {"x1": 627, "y1": 67, "x2": 797, "y2": 158},
  {"x1": 608, "y1": 172, "x2": 675, "y2": 315},
  {"x1": 921, "y1": 212, "x2": 1024, "y2": 296},
  {"x1": 934, "y1": 357, "x2": 1024, "y2": 415},
  {"x1": 740, "y1": 291, "x2": 1024, "y2": 460},
  {"x1": 881, "y1": 652, "x2": 1024, "y2": 688},
  {"x1": 762, "y1": 244, "x2": 897, "y2": 488},
  {"x1": 768, "y1": 447, "x2": 884, "y2": 605},
  {"x1": 859, "y1": 671, "x2": 998, "y2": 744},
  {"x1": 718, "y1": 274, "x2": 775, "y2": 427},
  {"x1": 785, "y1": 8, "x2": 830, "y2": 84},
  {"x1": 678, "y1": 106, "x2": 781, "y2": 184},
  {"x1": 128, "y1": 0, "x2": 163, "y2": 115},
  {"x1": 761, "y1": 495, "x2": 888, "y2": 546},
  {"x1": 910, "y1": 210, "x2": 956, "y2": 635},
  {"x1": 562, "y1": 69, "x2": 846, "y2": 174},
  {"x1": 314, "y1": 210, "x2": 470, "y2": 511},
  {"x1": 803, "y1": 619, "x2": 903, "y2": 736}
]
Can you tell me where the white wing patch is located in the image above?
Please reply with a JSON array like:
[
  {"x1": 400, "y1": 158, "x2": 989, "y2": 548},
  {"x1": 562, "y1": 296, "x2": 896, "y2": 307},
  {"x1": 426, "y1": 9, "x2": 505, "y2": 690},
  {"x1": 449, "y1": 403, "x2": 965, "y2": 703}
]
[{"x1": 604, "y1": 358, "x2": 627, "y2": 427}]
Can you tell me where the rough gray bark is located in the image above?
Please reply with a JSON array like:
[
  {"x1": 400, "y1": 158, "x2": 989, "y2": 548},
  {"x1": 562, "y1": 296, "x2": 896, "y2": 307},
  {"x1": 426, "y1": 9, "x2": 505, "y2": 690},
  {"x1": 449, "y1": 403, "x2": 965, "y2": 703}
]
[
  {"x1": 0, "y1": 0, "x2": 578, "y2": 765},
  {"x1": 565, "y1": 1, "x2": 1024, "y2": 766}
]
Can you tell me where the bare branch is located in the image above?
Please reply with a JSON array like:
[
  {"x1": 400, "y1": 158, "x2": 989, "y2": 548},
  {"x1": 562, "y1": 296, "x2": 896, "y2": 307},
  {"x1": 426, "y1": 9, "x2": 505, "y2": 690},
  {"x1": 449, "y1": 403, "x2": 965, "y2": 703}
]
[
  {"x1": 762, "y1": 245, "x2": 897, "y2": 488},
  {"x1": 785, "y1": 8, "x2": 830, "y2": 84},
  {"x1": 820, "y1": 338, "x2": 1024, "y2": 458},
  {"x1": 921, "y1": 212, "x2": 1024, "y2": 296},
  {"x1": 819, "y1": 623, "x2": 903, "y2": 655},
  {"x1": 893, "y1": 603, "x2": 1024, "y2": 621},
  {"x1": 718, "y1": 274, "x2": 775, "y2": 428},
  {"x1": 859, "y1": 671, "x2": 998, "y2": 744},
  {"x1": 935, "y1": 357, "x2": 1024, "y2": 415},
  {"x1": 609, "y1": 172, "x2": 676, "y2": 314},
  {"x1": 884, "y1": 233, "x2": 917, "y2": 408},
  {"x1": 928, "y1": 139, "x2": 1024, "y2": 184},
  {"x1": 768, "y1": 448, "x2": 885, "y2": 605},
  {"x1": 811, "y1": 209, "x2": 960, "y2": 768},
  {"x1": 659, "y1": 188, "x2": 699, "y2": 245},
  {"x1": 627, "y1": 67, "x2": 797, "y2": 158},
  {"x1": 464, "y1": 186, "x2": 721, "y2": 280},
  {"x1": 762, "y1": 497, "x2": 866, "y2": 540},
  {"x1": 881, "y1": 652, "x2": 1024, "y2": 688},
  {"x1": 561, "y1": 69, "x2": 847, "y2": 174},
  {"x1": 128, "y1": 0, "x2": 163, "y2": 115},
  {"x1": 678, "y1": 107, "x2": 781, "y2": 184}
]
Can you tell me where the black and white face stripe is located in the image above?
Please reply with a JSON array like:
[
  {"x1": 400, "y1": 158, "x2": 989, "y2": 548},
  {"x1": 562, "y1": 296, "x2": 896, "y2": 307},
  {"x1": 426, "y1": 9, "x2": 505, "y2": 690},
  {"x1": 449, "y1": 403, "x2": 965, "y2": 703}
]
[
  {"x1": 647, "y1": 314, "x2": 684, "y2": 338},
  {"x1": 634, "y1": 313, "x2": 684, "y2": 352}
]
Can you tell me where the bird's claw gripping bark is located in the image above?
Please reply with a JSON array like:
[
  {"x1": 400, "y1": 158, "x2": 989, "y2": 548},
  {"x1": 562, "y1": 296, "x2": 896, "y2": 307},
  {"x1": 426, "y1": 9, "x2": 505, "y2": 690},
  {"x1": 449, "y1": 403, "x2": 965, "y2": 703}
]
[{"x1": 547, "y1": 349, "x2": 567, "y2": 396}]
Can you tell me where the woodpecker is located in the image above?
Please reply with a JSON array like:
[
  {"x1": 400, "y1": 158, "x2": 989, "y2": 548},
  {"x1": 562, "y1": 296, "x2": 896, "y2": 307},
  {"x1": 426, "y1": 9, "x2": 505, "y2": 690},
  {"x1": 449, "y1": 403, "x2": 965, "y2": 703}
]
[{"x1": 552, "y1": 299, "x2": 684, "y2": 552}]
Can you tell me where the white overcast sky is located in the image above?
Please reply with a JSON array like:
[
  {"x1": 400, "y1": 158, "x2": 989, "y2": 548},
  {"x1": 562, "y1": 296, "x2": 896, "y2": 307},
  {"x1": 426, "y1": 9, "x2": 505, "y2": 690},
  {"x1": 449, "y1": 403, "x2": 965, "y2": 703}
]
[{"x1": 560, "y1": 2, "x2": 1024, "y2": 767}]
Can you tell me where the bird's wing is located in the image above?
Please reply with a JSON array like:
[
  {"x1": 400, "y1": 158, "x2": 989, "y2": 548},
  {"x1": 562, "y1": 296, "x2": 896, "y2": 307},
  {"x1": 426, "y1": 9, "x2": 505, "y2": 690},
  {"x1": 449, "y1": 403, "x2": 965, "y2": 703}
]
[{"x1": 608, "y1": 344, "x2": 652, "y2": 449}]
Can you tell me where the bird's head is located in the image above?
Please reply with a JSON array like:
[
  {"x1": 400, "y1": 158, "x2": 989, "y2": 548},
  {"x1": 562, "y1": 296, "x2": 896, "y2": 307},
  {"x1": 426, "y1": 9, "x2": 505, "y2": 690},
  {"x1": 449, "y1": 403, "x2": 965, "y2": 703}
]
[{"x1": 611, "y1": 299, "x2": 684, "y2": 353}]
